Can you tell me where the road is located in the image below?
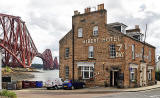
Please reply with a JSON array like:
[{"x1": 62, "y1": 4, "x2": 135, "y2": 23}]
[
  {"x1": 95, "y1": 88, "x2": 160, "y2": 98},
  {"x1": 13, "y1": 88, "x2": 160, "y2": 98}
]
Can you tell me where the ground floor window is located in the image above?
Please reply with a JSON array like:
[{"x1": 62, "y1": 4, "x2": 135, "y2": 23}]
[
  {"x1": 81, "y1": 66, "x2": 94, "y2": 79},
  {"x1": 65, "y1": 66, "x2": 69, "y2": 79},
  {"x1": 148, "y1": 69, "x2": 152, "y2": 80},
  {"x1": 130, "y1": 68, "x2": 136, "y2": 81}
]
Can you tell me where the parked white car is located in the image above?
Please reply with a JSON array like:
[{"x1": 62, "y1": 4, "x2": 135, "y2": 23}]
[{"x1": 45, "y1": 78, "x2": 63, "y2": 90}]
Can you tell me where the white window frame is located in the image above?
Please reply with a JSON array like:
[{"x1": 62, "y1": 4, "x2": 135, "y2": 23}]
[
  {"x1": 93, "y1": 26, "x2": 98, "y2": 36},
  {"x1": 109, "y1": 44, "x2": 116, "y2": 58},
  {"x1": 78, "y1": 28, "x2": 83, "y2": 37},
  {"x1": 148, "y1": 69, "x2": 152, "y2": 80},
  {"x1": 132, "y1": 45, "x2": 135, "y2": 59},
  {"x1": 81, "y1": 66, "x2": 94, "y2": 79},
  {"x1": 88, "y1": 46, "x2": 94, "y2": 58},
  {"x1": 65, "y1": 66, "x2": 69, "y2": 79},
  {"x1": 130, "y1": 68, "x2": 135, "y2": 81}
]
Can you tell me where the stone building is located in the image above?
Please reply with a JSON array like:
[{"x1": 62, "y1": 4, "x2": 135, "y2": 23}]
[{"x1": 59, "y1": 4, "x2": 156, "y2": 88}]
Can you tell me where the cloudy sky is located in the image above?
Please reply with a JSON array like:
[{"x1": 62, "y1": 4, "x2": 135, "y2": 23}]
[{"x1": 0, "y1": 0, "x2": 160, "y2": 63}]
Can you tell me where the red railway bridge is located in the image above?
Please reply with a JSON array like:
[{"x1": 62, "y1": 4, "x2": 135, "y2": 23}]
[{"x1": 0, "y1": 13, "x2": 55, "y2": 69}]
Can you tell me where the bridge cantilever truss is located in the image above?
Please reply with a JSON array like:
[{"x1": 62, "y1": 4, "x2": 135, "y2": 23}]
[{"x1": 0, "y1": 13, "x2": 54, "y2": 68}]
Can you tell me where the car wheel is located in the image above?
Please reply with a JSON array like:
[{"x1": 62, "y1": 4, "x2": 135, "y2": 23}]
[
  {"x1": 82, "y1": 85, "x2": 86, "y2": 88},
  {"x1": 47, "y1": 87, "x2": 51, "y2": 90},
  {"x1": 55, "y1": 86, "x2": 59, "y2": 90}
]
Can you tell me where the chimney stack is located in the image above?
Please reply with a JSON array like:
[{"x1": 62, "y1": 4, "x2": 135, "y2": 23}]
[
  {"x1": 74, "y1": 10, "x2": 80, "y2": 15},
  {"x1": 85, "y1": 7, "x2": 91, "y2": 13},
  {"x1": 98, "y1": 4, "x2": 104, "y2": 11},
  {"x1": 135, "y1": 25, "x2": 139, "y2": 29}
]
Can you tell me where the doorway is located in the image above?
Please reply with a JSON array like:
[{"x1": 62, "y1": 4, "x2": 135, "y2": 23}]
[{"x1": 110, "y1": 70, "x2": 119, "y2": 87}]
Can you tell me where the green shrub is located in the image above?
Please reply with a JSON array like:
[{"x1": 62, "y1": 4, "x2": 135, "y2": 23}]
[{"x1": 0, "y1": 90, "x2": 17, "y2": 98}]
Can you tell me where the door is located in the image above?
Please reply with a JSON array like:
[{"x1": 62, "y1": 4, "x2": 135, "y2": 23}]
[
  {"x1": 140, "y1": 63, "x2": 147, "y2": 86},
  {"x1": 110, "y1": 71, "x2": 118, "y2": 87}
]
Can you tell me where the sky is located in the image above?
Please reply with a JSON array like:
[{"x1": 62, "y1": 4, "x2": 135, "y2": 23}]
[{"x1": 0, "y1": 0, "x2": 160, "y2": 64}]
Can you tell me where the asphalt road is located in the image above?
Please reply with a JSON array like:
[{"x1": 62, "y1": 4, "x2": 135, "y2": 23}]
[
  {"x1": 95, "y1": 88, "x2": 160, "y2": 98},
  {"x1": 13, "y1": 88, "x2": 160, "y2": 98}
]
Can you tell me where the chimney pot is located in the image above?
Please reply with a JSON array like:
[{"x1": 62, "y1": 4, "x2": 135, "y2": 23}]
[
  {"x1": 85, "y1": 7, "x2": 91, "y2": 13},
  {"x1": 98, "y1": 5, "x2": 101, "y2": 10},
  {"x1": 98, "y1": 4, "x2": 104, "y2": 10},
  {"x1": 135, "y1": 25, "x2": 139, "y2": 29},
  {"x1": 74, "y1": 10, "x2": 79, "y2": 15}
]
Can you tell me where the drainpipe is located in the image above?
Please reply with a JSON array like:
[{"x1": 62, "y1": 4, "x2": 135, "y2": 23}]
[{"x1": 72, "y1": 24, "x2": 75, "y2": 82}]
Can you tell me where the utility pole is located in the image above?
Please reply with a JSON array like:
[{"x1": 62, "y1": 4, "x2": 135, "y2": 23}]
[{"x1": 142, "y1": 24, "x2": 147, "y2": 62}]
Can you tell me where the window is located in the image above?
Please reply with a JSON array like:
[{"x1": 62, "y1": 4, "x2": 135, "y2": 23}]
[
  {"x1": 88, "y1": 46, "x2": 94, "y2": 58},
  {"x1": 78, "y1": 28, "x2": 83, "y2": 37},
  {"x1": 141, "y1": 48, "x2": 144, "y2": 59},
  {"x1": 132, "y1": 45, "x2": 135, "y2": 59},
  {"x1": 93, "y1": 26, "x2": 98, "y2": 36},
  {"x1": 149, "y1": 49, "x2": 151, "y2": 62},
  {"x1": 65, "y1": 48, "x2": 69, "y2": 58},
  {"x1": 109, "y1": 44, "x2": 116, "y2": 58},
  {"x1": 65, "y1": 66, "x2": 69, "y2": 78},
  {"x1": 81, "y1": 66, "x2": 94, "y2": 79},
  {"x1": 148, "y1": 69, "x2": 152, "y2": 80},
  {"x1": 130, "y1": 68, "x2": 135, "y2": 81}
]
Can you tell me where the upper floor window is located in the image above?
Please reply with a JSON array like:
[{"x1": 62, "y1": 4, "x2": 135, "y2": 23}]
[
  {"x1": 88, "y1": 46, "x2": 94, "y2": 58},
  {"x1": 149, "y1": 49, "x2": 151, "y2": 62},
  {"x1": 78, "y1": 28, "x2": 83, "y2": 37},
  {"x1": 65, "y1": 66, "x2": 69, "y2": 79},
  {"x1": 65, "y1": 48, "x2": 69, "y2": 58},
  {"x1": 132, "y1": 45, "x2": 135, "y2": 59},
  {"x1": 93, "y1": 26, "x2": 98, "y2": 36},
  {"x1": 109, "y1": 44, "x2": 116, "y2": 58}
]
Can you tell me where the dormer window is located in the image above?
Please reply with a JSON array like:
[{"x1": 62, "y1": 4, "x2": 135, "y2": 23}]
[
  {"x1": 78, "y1": 28, "x2": 83, "y2": 37},
  {"x1": 93, "y1": 26, "x2": 98, "y2": 36}
]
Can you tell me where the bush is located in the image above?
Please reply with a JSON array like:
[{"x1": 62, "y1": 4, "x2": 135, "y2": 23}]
[{"x1": 0, "y1": 90, "x2": 17, "y2": 98}]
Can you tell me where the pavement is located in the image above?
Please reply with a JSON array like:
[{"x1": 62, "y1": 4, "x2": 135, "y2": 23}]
[
  {"x1": 13, "y1": 81, "x2": 160, "y2": 94},
  {"x1": 11, "y1": 81, "x2": 160, "y2": 98}
]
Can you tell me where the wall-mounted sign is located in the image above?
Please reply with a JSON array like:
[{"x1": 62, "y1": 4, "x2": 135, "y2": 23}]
[{"x1": 82, "y1": 36, "x2": 120, "y2": 44}]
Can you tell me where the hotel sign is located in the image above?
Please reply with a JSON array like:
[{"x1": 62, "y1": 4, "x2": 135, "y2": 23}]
[
  {"x1": 82, "y1": 36, "x2": 124, "y2": 58},
  {"x1": 82, "y1": 36, "x2": 120, "y2": 44}
]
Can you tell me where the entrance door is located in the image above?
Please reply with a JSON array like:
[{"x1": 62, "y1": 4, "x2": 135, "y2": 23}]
[
  {"x1": 110, "y1": 71, "x2": 118, "y2": 87},
  {"x1": 140, "y1": 63, "x2": 147, "y2": 86}
]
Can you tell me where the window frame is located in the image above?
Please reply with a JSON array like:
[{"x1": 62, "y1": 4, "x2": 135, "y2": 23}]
[
  {"x1": 65, "y1": 66, "x2": 69, "y2": 79},
  {"x1": 88, "y1": 46, "x2": 94, "y2": 58},
  {"x1": 132, "y1": 44, "x2": 135, "y2": 60},
  {"x1": 81, "y1": 66, "x2": 94, "y2": 79},
  {"x1": 109, "y1": 44, "x2": 116, "y2": 58},
  {"x1": 148, "y1": 69, "x2": 152, "y2": 81},
  {"x1": 130, "y1": 68, "x2": 135, "y2": 81},
  {"x1": 65, "y1": 48, "x2": 69, "y2": 58},
  {"x1": 78, "y1": 28, "x2": 83, "y2": 38},
  {"x1": 149, "y1": 49, "x2": 151, "y2": 62},
  {"x1": 93, "y1": 26, "x2": 98, "y2": 36}
]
